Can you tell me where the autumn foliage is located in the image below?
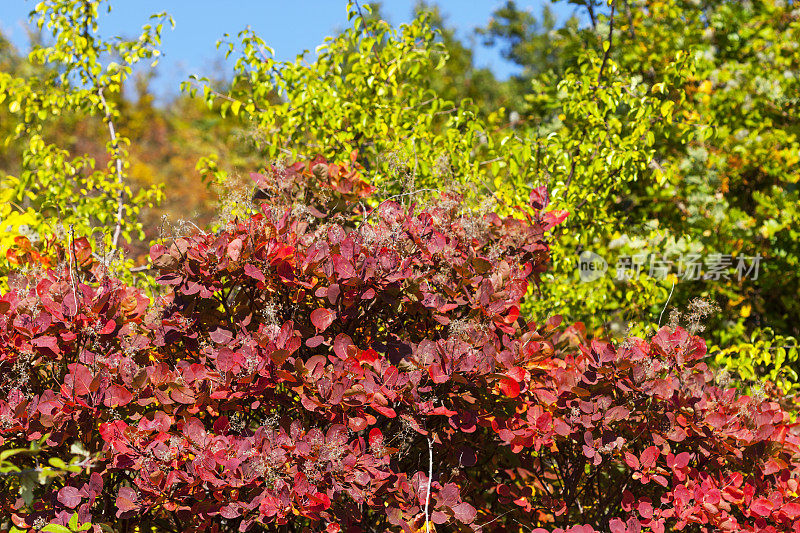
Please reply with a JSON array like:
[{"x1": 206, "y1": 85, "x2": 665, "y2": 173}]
[{"x1": 1, "y1": 158, "x2": 800, "y2": 532}]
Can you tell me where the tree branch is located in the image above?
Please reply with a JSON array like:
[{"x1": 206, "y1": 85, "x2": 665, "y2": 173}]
[
  {"x1": 597, "y1": 1, "x2": 617, "y2": 84},
  {"x1": 97, "y1": 87, "x2": 126, "y2": 249},
  {"x1": 424, "y1": 437, "x2": 433, "y2": 533}
]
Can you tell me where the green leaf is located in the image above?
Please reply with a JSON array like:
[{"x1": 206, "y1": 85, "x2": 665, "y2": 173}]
[
  {"x1": 0, "y1": 448, "x2": 23, "y2": 461},
  {"x1": 48, "y1": 457, "x2": 68, "y2": 469},
  {"x1": 42, "y1": 524, "x2": 72, "y2": 533}
]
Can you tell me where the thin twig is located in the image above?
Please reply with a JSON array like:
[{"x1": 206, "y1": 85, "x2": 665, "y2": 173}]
[
  {"x1": 424, "y1": 437, "x2": 433, "y2": 533},
  {"x1": 362, "y1": 188, "x2": 439, "y2": 224},
  {"x1": 353, "y1": 0, "x2": 387, "y2": 71},
  {"x1": 97, "y1": 87, "x2": 125, "y2": 249},
  {"x1": 402, "y1": 98, "x2": 435, "y2": 111},
  {"x1": 478, "y1": 509, "x2": 517, "y2": 529},
  {"x1": 564, "y1": 3, "x2": 616, "y2": 201},
  {"x1": 587, "y1": 1, "x2": 597, "y2": 29},
  {"x1": 476, "y1": 176, "x2": 511, "y2": 209},
  {"x1": 563, "y1": 135, "x2": 584, "y2": 196},
  {"x1": 479, "y1": 157, "x2": 504, "y2": 167},
  {"x1": 68, "y1": 225, "x2": 77, "y2": 303},
  {"x1": 597, "y1": 1, "x2": 617, "y2": 84},
  {"x1": 623, "y1": 0, "x2": 636, "y2": 39},
  {"x1": 658, "y1": 280, "x2": 676, "y2": 327}
]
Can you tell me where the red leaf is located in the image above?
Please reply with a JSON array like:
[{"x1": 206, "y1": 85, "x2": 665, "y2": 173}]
[
  {"x1": 227, "y1": 238, "x2": 243, "y2": 261},
  {"x1": 216, "y1": 348, "x2": 245, "y2": 373},
  {"x1": 250, "y1": 171, "x2": 268, "y2": 187},
  {"x1": 507, "y1": 366, "x2": 526, "y2": 382},
  {"x1": 609, "y1": 518, "x2": 627, "y2": 533},
  {"x1": 553, "y1": 418, "x2": 571, "y2": 437},
  {"x1": 348, "y1": 416, "x2": 368, "y2": 432},
  {"x1": 373, "y1": 405, "x2": 397, "y2": 418},
  {"x1": 220, "y1": 504, "x2": 241, "y2": 519},
  {"x1": 64, "y1": 363, "x2": 94, "y2": 397},
  {"x1": 355, "y1": 349, "x2": 377, "y2": 365},
  {"x1": 542, "y1": 209, "x2": 569, "y2": 230},
  {"x1": 332, "y1": 254, "x2": 356, "y2": 278},
  {"x1": 99, "y1": 420, "x2": 133, "y2": 454},
  {"x1": 429, "y1": 363, "x2": 449, "y2": 384},
  {"x1": 72, "y1": 237, "x2": 93, "y2": 265},
  {"x1": 138, "y1": 411, "x2": 172, "y2": 433},
  {"x1": 105, "y1": 384, "x2": 133, "y2": 407},
  {"x1": 57, "y1": 486, "x2": 82, "y2": 508},
  {"x1": 369, "y1": 428, "x2": 383, "y2": 445},
  {"x1": 170, "y1": 386, "x2": 196, "y2": 404},
  {"x1": 504, "y1": 306, "x2": 520, "y2": 324},
  {"x1": 781, "y1": 502, "x2": 800, "y2": 518},
  {"x1": 183, "y1": 417, "x2": 207, "y2": 445},
  {"x1": 432, "y1": 511, "x2": 448, "y2": 524},
  {"x1": 624, "y1": 452, "x2": 640, "y2": 470},
  {"x1": 529, "y1": 186, "x2": 549, "y2": 209},
  {"x1": 621, "y1": 490, "x2": 635, "y2": 512},
  {"x1": 499, "y1": 377, "x2": 520, "y2": 398},
  {"x1": 652, "y1": 474, "x2": 668, "y2": 487},
  {"x1": 327, "y1": 284, "x2": 341, "y2": 305},
  {"x1": 115, "y1": 487, "x2": 139, "y2": 517},
  {"x1": 311, "y1": 308, "x2": 335, "y2": 332},
  {"x1": 361, "y1": 288, "x2": 376, "y2": 299},
  {"x1": 87, "y1": 472, "x2": 103, "y2": 498},
  {"x1": 149, "y1": 243, "x2": 167, "y2": 261},
  {"x1": 306, "y1": 335, "x2": 324, "y2": 348},
  {"x1": 308, "y1": 492, "x2": 331, "y2": 512},
  {"x1": 271, "y1": 349, "x2": 290, "y2": 366},
  {"x1": 32, "y1": 335, "x2": 60, "y2": 355},
  {"x1": 762, "y1": 458, "x2": 784, "y2": 475},
  {"x1": 605, "y1": 405, "x2": 630, "y2": 421},
  {"x1": 640, "y1": 446, "x2": 659, "y2": 469},
  {"x1": 452, "y1": 502, "x2": 477, "y2": 523},
  {"x1": 210, "y1": 327, "x2": 233, "y2": 344},
  {"x1": 333, "y1": 334, "x2": 353, "y2": 360},
  {"x1": 243, "y1": 263, "x2": 265, "y2": 282},
  {"x1": 670, "y1": 451, "x2": 691, "y2": 469},
  {"x1": 751, "y1": 497, "x2": 774, "y2": 517}
]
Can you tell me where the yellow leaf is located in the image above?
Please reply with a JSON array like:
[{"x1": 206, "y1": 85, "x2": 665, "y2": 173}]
[
  {"x1": 740, "y1": 304, "x2": 752, "y2": 318},
  {"x1": 697, "y1": 80, "x2": 712, "y2": 94}
]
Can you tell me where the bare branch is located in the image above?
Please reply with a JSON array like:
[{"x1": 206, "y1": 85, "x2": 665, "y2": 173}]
[
  {"x1": 97, "y1": 87, "x2": 125, "y2": 249},
  {"x1": 424, "y1": 437, "x2": 433, "y2": 533},
  {"x1": 658, "y1": 280, "x2": 676, "y2": 327}
]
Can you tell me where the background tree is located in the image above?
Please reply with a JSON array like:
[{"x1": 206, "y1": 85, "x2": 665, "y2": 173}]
[
  {"x1": 476, "y1": 0, "x2": 799, "y2": 388},
  {"x1": 0, "y1": 0, "x2": 170, "y2": 286}
]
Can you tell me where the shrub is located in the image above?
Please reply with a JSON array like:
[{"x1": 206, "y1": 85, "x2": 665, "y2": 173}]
[{"x1": 1, "y1": 158, "x2": 799, "y2": 532}]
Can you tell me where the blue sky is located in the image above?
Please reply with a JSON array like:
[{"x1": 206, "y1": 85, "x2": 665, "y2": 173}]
[{"x1": 1, "y1": 1, "x2": 576, "y2": 100}]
